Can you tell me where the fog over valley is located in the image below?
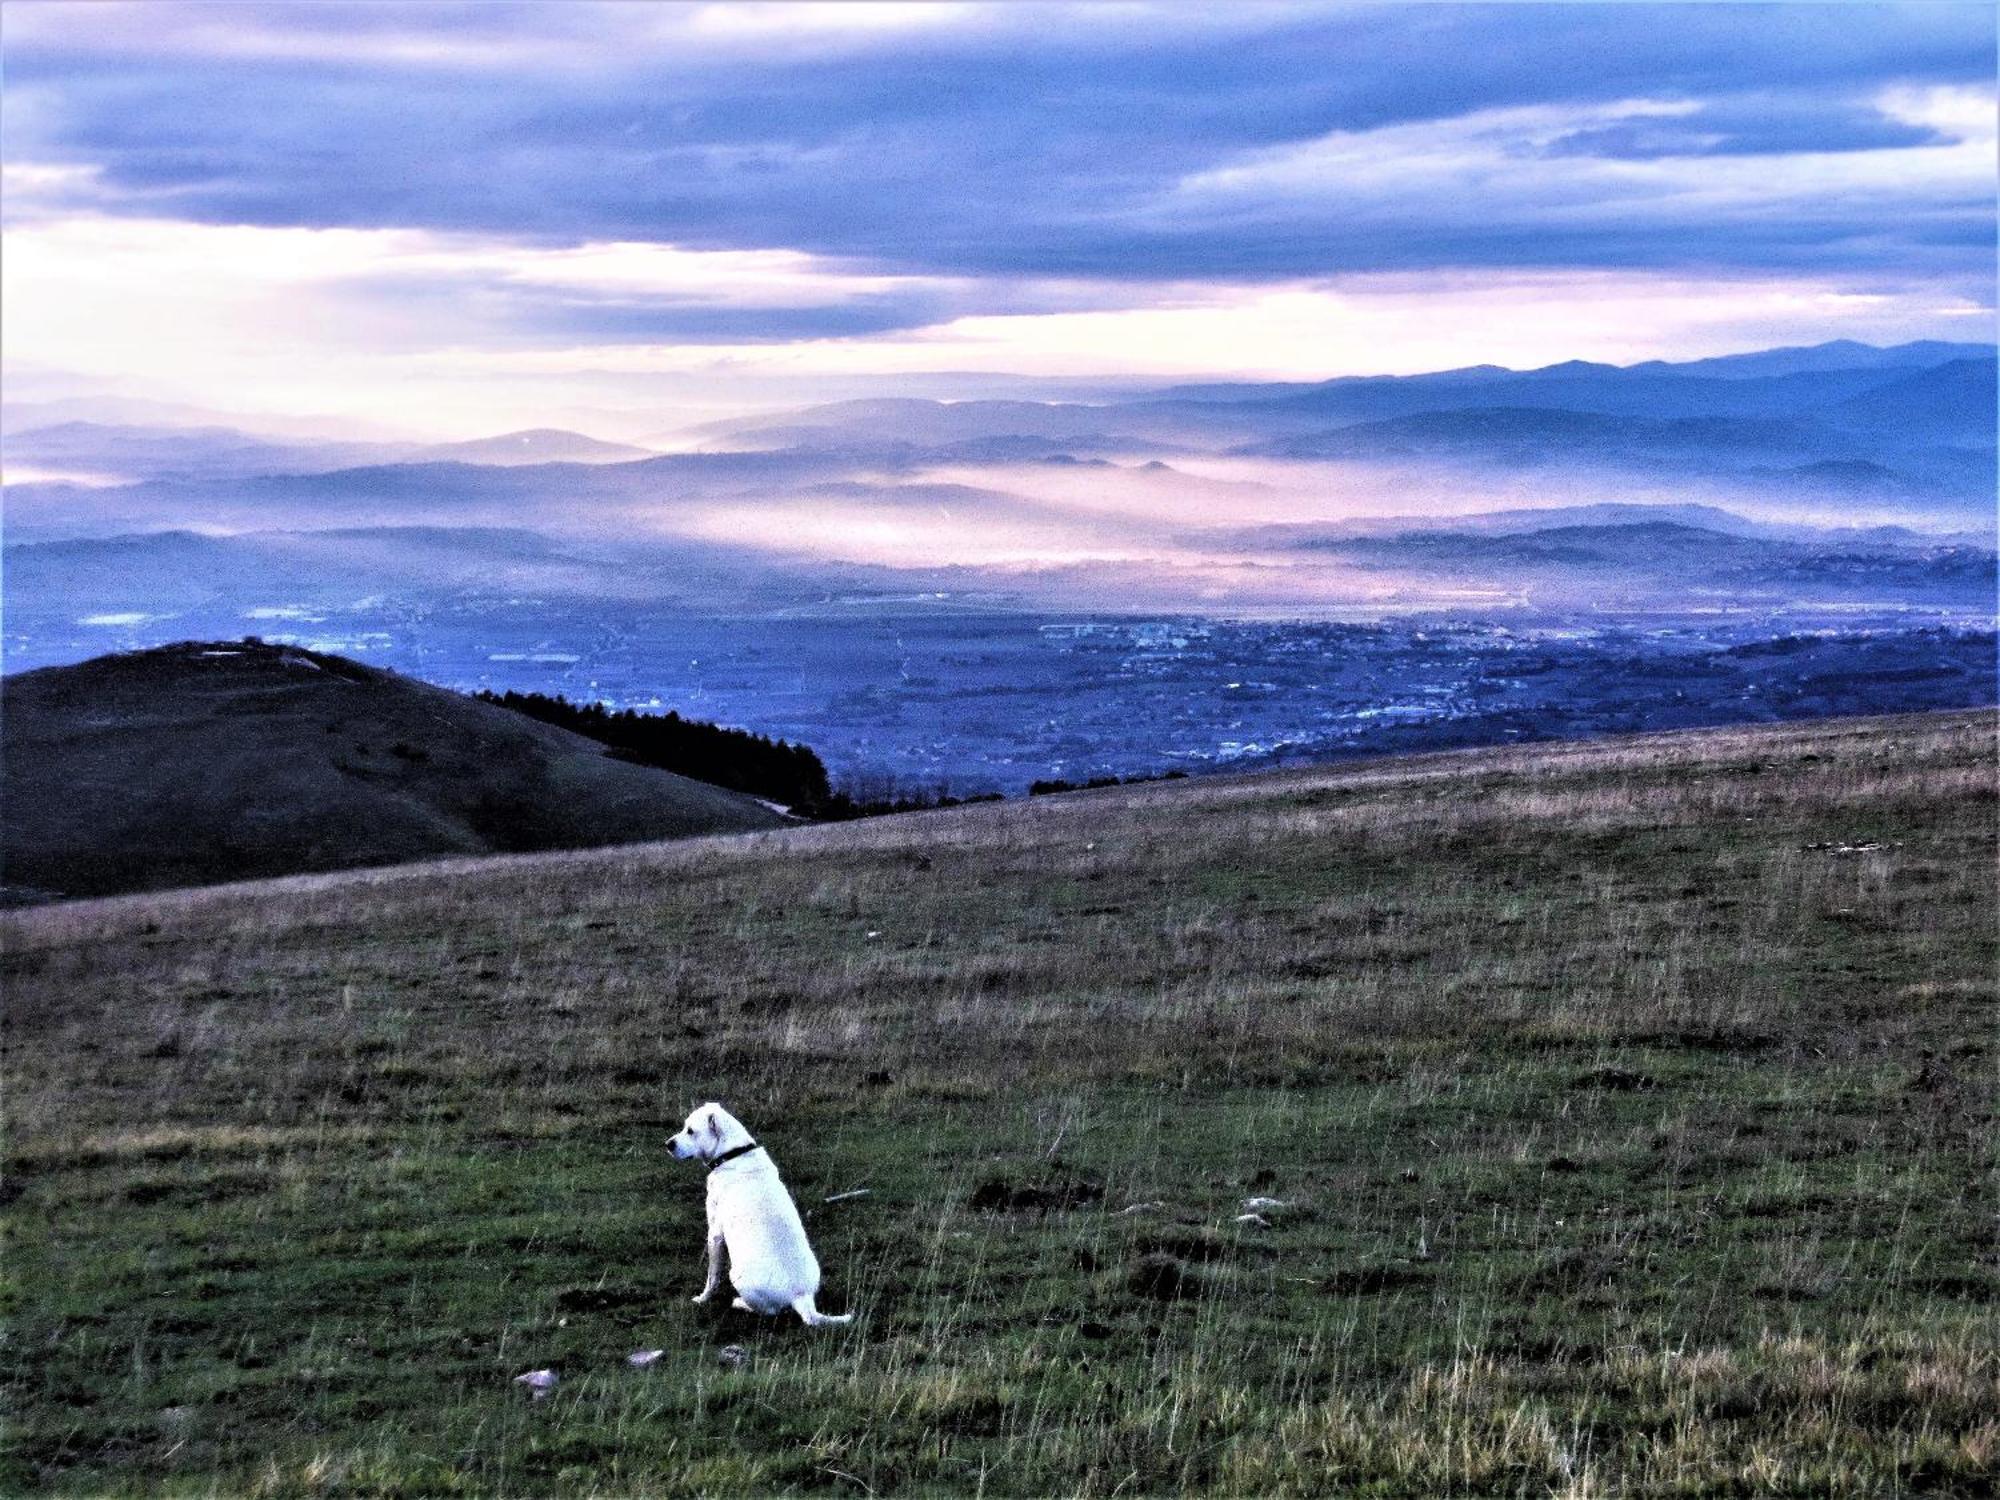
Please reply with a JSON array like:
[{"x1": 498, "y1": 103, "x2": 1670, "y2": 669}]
[
  {"x1": 4, "y1": 0, "x2": 1994, "y2": 795},
  {"x1": 6, "y1": 339, "x2": 1993, "y2": 794}
]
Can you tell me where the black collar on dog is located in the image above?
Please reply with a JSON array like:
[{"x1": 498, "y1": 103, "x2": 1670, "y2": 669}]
[{"x1": 708, "y1": 1141, "x2": 760, "y2": 1172}]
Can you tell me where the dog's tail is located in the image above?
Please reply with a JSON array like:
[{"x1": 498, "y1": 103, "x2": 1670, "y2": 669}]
[{"x1": 791, "y1": 1294, "x2": 853, "y2": 1328}]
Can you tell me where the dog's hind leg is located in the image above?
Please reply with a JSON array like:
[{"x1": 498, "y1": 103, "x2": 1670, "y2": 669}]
[{"x1": 791, "y1": 1294, "x2": 854, "y2": 1328}]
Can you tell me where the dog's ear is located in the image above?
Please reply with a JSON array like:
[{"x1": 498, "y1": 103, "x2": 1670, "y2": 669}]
[{"x1": 704, "y1": 1107, "x2": 722, "y2": 1141}]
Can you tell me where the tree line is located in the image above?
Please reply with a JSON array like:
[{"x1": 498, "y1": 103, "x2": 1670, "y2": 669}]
[
  {"x1": 477, "y1": 689, "x2": 832, "y2": 811},
  {"x1": 476, "y1": 689, "x2": 1002, "y2": 821}
]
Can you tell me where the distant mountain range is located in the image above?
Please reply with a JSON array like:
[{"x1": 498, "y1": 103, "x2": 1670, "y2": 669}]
[
  {"x1": 0, "y1": 444, "x2": 854, "y2": 541},
  {"x1": 1239, "y1": 406, "x2": 1830, "y2": 461},
  {"x1": 700, "y1": 339, "x2": 1993, "y2": 437},
  {"x1": 1, "y1": 340, "x2": 1991, "y2": 626},
  {"x1": 1218, "y1": 499, "x2": 1992, "y2": 549},
  {"x1": 680, "y1": 340, "x2": 1995, "y2": 516},
  {"x1": 0, "y1": 640, "x2": 784, "y2": 900},
  {"x1": 1155, "y1": 339, "x2": 1992, "y2": 399},
  {"x1": 2, "y1": 523, "x2": 859, "y2": 625},
  {"x1": 1315, "y1": 520, "x2": 1995, "y2": 594},
  {"x1": 1, "y1": 421, "x2": 654, "y2": 484}
]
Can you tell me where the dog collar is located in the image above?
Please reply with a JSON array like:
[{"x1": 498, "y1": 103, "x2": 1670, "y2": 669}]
[{"x1": 707, "y1": 1141, "x2": 760, "y2": 1173}]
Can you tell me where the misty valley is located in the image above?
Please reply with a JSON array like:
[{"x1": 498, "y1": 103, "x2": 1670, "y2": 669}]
[{"x1": 4, "y1": 338, "x2": 1994, "y2": 801}]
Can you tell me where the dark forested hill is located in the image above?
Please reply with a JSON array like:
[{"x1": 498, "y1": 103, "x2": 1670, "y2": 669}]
[{"x1": 0, "y1": 641, "x2": 786, "y2": 901}]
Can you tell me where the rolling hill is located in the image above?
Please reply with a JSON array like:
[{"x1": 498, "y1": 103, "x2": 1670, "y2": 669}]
[
  {"x1": 418, "y1": 429, "x2": 656, "y2": 465},
  {"x1": 1237, "y1": 406, "x2": 1838, "y2": 463},
  {"x1": 0, "y1": 641, "x2": 785, "y2": 901},
  {"x1": 1308, "y1": 519, "x2": 1997, "y2": 590},
  {"x1": 2, "y1": 709, "x2": 1992, "y2": 1495},
  {"x1": 679, "y1": 343, "x2": 1995, "y2": 514},
  {"x1": 1, "y1": 422, "x2": 654, "y2": 483},
  {"x1": 1825, "y1": 357, "x2": 2000, "y2": 437}
]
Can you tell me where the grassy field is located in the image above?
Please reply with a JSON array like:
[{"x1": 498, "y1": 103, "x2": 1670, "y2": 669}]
[{"x1": 4, "y1": 709, "x2": 1994, "y2": 1497}]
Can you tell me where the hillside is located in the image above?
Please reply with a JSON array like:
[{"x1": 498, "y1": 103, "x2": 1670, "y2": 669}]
[
  {"x1": 672, "y1": 347, "x2": 1996, "y2": 517},
  {"x1": 419, "y1": 428, "x2": 656, "y2": 465},
  {"x1": 3, "y1": 709, "x2": 1993, "y2": 1495},
  {"x1": 2, "y1": 422, "x2": 653, "y2": 482},
  {"x1": 0, "y1": 641, "x2": 785, "y2": 901},
  {"x1": 1827, "y1": 357, "x2": 2000, "y2": 436}
]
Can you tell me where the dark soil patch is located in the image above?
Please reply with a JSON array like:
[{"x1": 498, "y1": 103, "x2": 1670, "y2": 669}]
[
  {"x1": 1127, "y1": 1254, "x2": 1207, "y2": 1302},
  {"x1": 968, "y1": 1172, "x2": 1104, "y2": 1214},
  {"x1": 554, "y1": 1284, "x2": 654, "y2": 1315},
  {"x1": 1572, "y1": 1066, "x2": 1659, "y2": 1092},
  {"x1": 1320, "y1": 1263, "x2": 1432, "y2": 1296}
]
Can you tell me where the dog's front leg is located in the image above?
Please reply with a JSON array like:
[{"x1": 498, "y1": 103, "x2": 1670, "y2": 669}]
[{"x1": 692, "y1": 1223, "x2": 726, "y2": 1304}]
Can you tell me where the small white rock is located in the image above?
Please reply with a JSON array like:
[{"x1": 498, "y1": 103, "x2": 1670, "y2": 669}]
[
  {"x1": 513, "y1": 1368, "x2": 558, "y2": 1400},
  {"x1": 1242, "y1": 1196, "x2": 1291, "y2": 1212},
  {"x1": 1234, "y1": 1213, "x2": 1272, "y2": 1229},
  {"x1": 1116, "y1": 1200, "x2": 1168, "y2": 1216},
  {"x1": 627, "y1": 1349, "x2": 665, "y2": 1368},
  {"x1": 717, "y1": 1344, "x2": 751, "y2": 1370}
]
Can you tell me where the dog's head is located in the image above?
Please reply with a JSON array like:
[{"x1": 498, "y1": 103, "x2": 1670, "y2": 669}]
[{"x1": 668, "y1": 1101, "x2": 753, "y2": 1161}]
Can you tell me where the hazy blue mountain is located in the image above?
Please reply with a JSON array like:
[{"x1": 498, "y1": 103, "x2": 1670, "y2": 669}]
[
  {"x1": 690, "y1": 397, "x2": 1178, "y2": 450},
  {"x1": 1735, "y1": 458, "x2": 1925, "y2": 506},
  {"x1": 1, "y1": 421, "x2": 408, "y2": 481},
  {"x1": 0, "y1": 396, "x2": 415, "y2": 443},
  {"x1": 1220, "y1": 501, "x2": 1992, "y2": 550},
  {"x1": 700, "y1": 349, "x2": 1996, "y2": 462},
  {"x1": 1, "y1": 524, "x2": 861, "y2": 620},
  {"x1": 1157, "y1": 365, "x2": 1515, "y2": 402},
  {"x1": 0, "y1": 446, "x2": 879, "y2": 541},
  {"x1": 1230, "y1": 365, "x2": 1931, "y2": 424},
  {"x1": 4, "y1": 527, "x2": 594, "y2": 617},
  {"x1": 1154, "y1": 341, "x2": 1990, "y2": 400},
  {"x1": 1628, "y1": 339, "x2": 1992, "y2": 380},
  {"x1": 1823, "y1": 358, "x2": 1998, "y2": 437},
  {"x1": 1238, "y1": 407, "x2": 1842, "y2": 462},
  {"x1": 3, "y1": 421, "x2": 655, "y2": 485},
  {"x1": 1308, "y1": 520, "x2": 1995, "y2": 604},
  {"x1": 418, "y1": 429, "x2": 656, "y2": 465}
]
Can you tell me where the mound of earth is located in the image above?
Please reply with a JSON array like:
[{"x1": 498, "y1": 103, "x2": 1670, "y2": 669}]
[{"x1": 1, "y1": 641, "x2": 786, "y2": 900}]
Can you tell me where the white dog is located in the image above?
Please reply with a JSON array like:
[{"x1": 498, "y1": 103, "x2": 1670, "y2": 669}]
[{"x1": 668, "y1": 1102, "x2": 852, "y2": 1327}]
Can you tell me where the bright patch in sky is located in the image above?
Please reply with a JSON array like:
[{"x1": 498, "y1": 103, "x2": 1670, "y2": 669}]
[{"x1": 1, "y1": 2, "x2": 1992, "y2": 435}]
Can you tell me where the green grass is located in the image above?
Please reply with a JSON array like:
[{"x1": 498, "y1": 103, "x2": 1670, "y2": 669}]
[{"x1": 4, "y1": 710, "x2": 1995, "y2": 1496}]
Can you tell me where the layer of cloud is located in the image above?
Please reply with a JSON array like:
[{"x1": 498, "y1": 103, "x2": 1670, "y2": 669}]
[
  {"x1": 2, "y1": 2, "x2": 1993, "y2": 431},
  {"x1": 8, "y1": 205, "x2": 1988, "y2": 438},
  {"x1": 6, "y1": 2, "x2": 1993, "y2": 286}
]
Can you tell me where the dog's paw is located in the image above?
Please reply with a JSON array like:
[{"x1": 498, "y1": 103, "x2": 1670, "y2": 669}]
[{"x1": 691, "y1": 1293, "x2": 714, "y2": 1305}]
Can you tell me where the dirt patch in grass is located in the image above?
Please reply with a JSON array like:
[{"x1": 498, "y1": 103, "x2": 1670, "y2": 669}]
[
  {"x1": 967, "y1": 1172, "x2": 1105, "y2": 1213},
  {"x1": 1321, "y1": 1263, "x2": 1434, "y2": 1296},
  {"x1": 1127, "y1": 1253, "x2": 1210, "y2": 1302}
]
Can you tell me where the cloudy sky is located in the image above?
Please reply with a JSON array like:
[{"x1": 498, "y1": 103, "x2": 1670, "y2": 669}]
[{"x1": 3, "y1": 2, "x2": 1994, "y2": 437}]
